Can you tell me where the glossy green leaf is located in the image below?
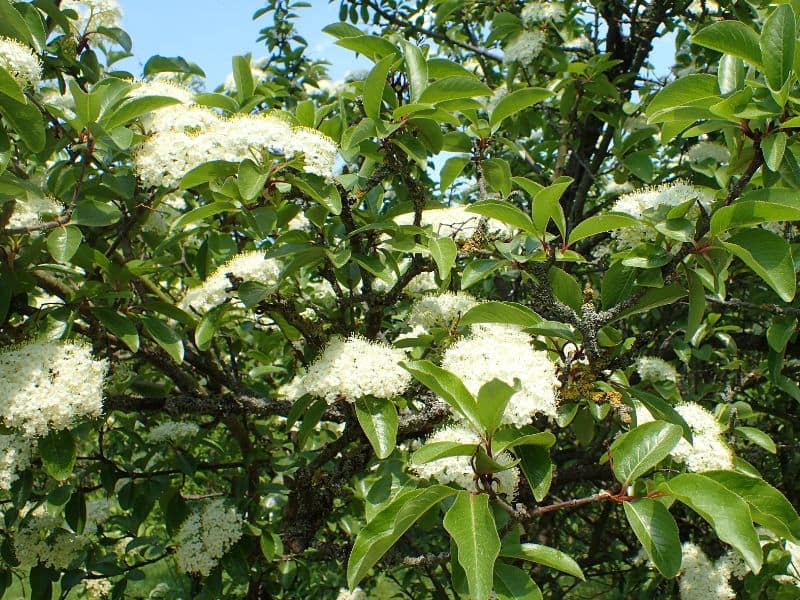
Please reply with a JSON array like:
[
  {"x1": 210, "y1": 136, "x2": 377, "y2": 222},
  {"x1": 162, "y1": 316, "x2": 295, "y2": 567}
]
[
  {"x1": 734, "y1": 426, "x2": 777, "y2": 454},
  {"x1": 762, "y1": 133, "x2": 787, "y2": 172},
  {"x1": 516, "y1": 445, "x2": 552, "y2": 502},
  {"x1": 532, "y1": 178, "x2": 571, "y2": 239},
  {"x1": 444, "y1": 491, "x2": 500, "y2": 600},
  {"x1": 440, "y1": 156, "x2": 469, "y2": 193},
  {"x1": 709, "y1": 199, "x2": 800, "y2": 236},
  {"x1": 428, "y1": 236, "x2": 457, "y2": 280},
  {"x1": 232, "y1": 55, "x2": 255, "y2": 100},
  {"x1": 623, "y1": 498, "x2": 681, "y2": 578},
  {"x1": 411, "y1": 441, "x2": 477, "y2": 465},
  {"x1": 500, "y1": 542, "x2": 585, "y2": 580},
  {"x1": 402, "y1": 360, "x2": 482, "y2": 430},
  {"x1": 363, "y1": 54, "x2": 395, "y2": 120},
  {"x1": 722, "y1": 229, "x2": 796, "y2": 302},
  {"x1": 760, "y1": 4, "x2": 795, "y2": 90},
  {"x1": 568, "y1": 213, "x2": 639, "y2": 245},
  {"x1": 0, "y1": 93, "x2": 44, "y2": 151},
  {"x1": 644, "y1": 74, "x2": 719, "y2": 120},
  {"x1": 347, "y1": 485, "x2": 456, "y2": 588},
  {"x1": 94, "y1": 308, "x2": 140, "y2": 352},
  {"x1": 490, "y1": 87, "x2": 552, "y2": 130},
  {"x1": 467, "y1": 199, "x2": 535, "y2": 234},
  {"x1": 72, "y1": 200, "x2": 122, "y2": 227},
  {"x1": 418, "y1": 76, "x2": 492, "y2": 104},
  {"x1": 46, "y1": 225, "x2": 82, "y2": 262},
  {"x1": 0, "y1": 0, "x2": 35, "y2": 47},
  {"x1": 658, "y1": 473, "x2": 763, "y2": 572},
  {"x1": 691, "y1": 21, "x2": 762, "y2": 67},
  {"x1": 354, "y1": 396, "x2": 398, "y2": 460},
  {"x1": 403, "y1": 42, "x2": 428, "y2": 103},
  {"x1": 101, "y1": 95, "x2": 182, "y2": 130},
  {"x1": 494, "y1": 562, "x2": 542, "y2": 600},
  {"x1": 610, "y1": 421, "x2": 682, "y2": 485},
  {"x1": 0, "y1": 65, "x2": 25, "y2": 103},
  {"x1": 476, "y1": 378, "x2": 515, "y2": 434},
  {"x1": 460, "y1": 301, "x2": 542, "y2": 328},
  {"x1": 38, "y1": 429, "x2": 77, "y2": 481},
  {"x1": 140, "y1": 314, "x2": 184, "y2": 363}
]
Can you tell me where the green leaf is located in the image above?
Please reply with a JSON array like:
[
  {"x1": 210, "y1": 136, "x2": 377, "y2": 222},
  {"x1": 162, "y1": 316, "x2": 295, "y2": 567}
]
[
  {"x1": 734, "y1": 426, "x2": 777, "y2": 454},
  {"x1": 0, "y1": 0, "x2": 35, "y2": 47},
  {"x1": 411, "y1": 441, "x2": 478, "y2": 465},
  {"x1": 709, "y1": 199, "x2": 800, "y2": 236},
  {"x1": 237, "y1": 159, "x2": 267, "y2": 201},
  {"x1": 623, "y1": 151, "x2": 654, "y2": 182},
  {"x1": 482, "y1": 159, "x2": 512, "y2": 198},
  {"x1": 460, "y1": 301, "x2": 542, "y2": 328},
  {"x1": 335, "y1": 35, "x2": 400, "y2": 62},
  {"x1": 644, "y1": 74, "x2": 719, "y2": 120},
  {"x1": 0, "y1": 65, "x2": 25, "y2": 103},
  {"x1": 444, "y1": 491, "x2": 500, "y2": 600},
  {"x1": 623, "y1": 499, "x2": 681, "y2": 578},
  {"x1": 440, "y1": 156, "x2": 469, "y2": 193},
  {"x1": 179, "y1": 160, "x2": 237, "y2": 189},
  {"x1": 691, "y1": 21, "x2": 762, "y2": 67},
  {"x1": 467, "y1": 200, "x2": 535, "y2": 234},
  {"x1": 767, "y1": 315, "x2": 797, "y2": 353},
  {"x1": 363, "y1": 54, "x2": 395, "y2": 120},
  {"x1": 403, "y1": 42, "x2": 428, "y2": 103},
  {"x1": 354, "y1": 396, "x2": 398, "y2": 460},
  {"x1": 494, "y1": 562, "x2": 543, "y2": 600},
  {"x1": 170, "y1": 201, "x2": 238, "y2": 232},
  {"x1": 548, "y1": 266, "x2": 583, "y2": 311},
  {"x1": 704, "y1": 470, "x2": 800, "y2": 542},
  {"x1": 94, "y1": 308, "x2": 140, "y2": 352},
  {"x1": 722, "y1": 229, "x2": 796, "y2": 302},
  {"x1": 658, "y1": 473, "x2": 763, "y2": 572},
  {"x1": 685, "y1": 269, "x2": 706, "y2": 342},
  {"x1": 762, "y1": 133, "x2": 787, "y2": 172},
  {"x1": 143, "y1": 55, "x2": 206, "y2": 78},
  {"x1": 232, "y1": 55, "x2": 255, "y2": 100},
  {"x1": 476, "y1": 378, "x2": 515, "y2": 434},
  {"x1": 428, "y1": 236, "x2": 458, "y2": 280},
  {"x1": 194, "y1": 304, "x2": 228, "y2": 351},
  {"x1": 500, "y1": 543, "x2": 585, "y2": 580},
  {"x1": 516, "y1": 445, "x2": 552, "y2": 502},
  {"x1": 72, "y1": 199, "x2": 122, "y2": 227},
  {"x1": 38, "y1": 429, "x2": 77, "y2": 481},
  {"x1": 490, "y1": 87, "x2": 552, "y2": 130},
  {"x1": 347, "y1": 485, "x2": 456, "y2": 588},
  {"x1": 402, "y1": 360, "x2": 482, "y2": 430},
  {"x1": 297, "y1": 398, "x2": 327, "y2": 450},
  {"x1": 46, "y1": 225, "x2": 82, "y2": 263},
  {"x1": 567, "y1": 213, "x2": 639, "y2": 245},
  {"x1": 610, "y1": 421, "x2": 682, "y2": 486},
  {"x1": 461, "y1": 259, "x2": 508, "y2": 289},
  {"x1": 761, "y1": 4, "x2": 795, "y2": 90},
  {"x1": 101, "y1": 95, "x2": 182, "y2": 130},
  {"x1": 140, "y1": 315, "x2": 184, "y2": 363},
  {"x1": 290, "y1": 174, "x2": 342, "y2": 215},
  {"x1": 418, "y1": 76, "x2": 492, "y2": 104},
  {"x1": 532, "y1": 178, "x2": 571, "y2": 239},
  {"x1": 493, "y1": 430, "x2": 555, "y2": 454},
  {"x1": 0, "y1": 93, "x2": 44, "y2": 151}
]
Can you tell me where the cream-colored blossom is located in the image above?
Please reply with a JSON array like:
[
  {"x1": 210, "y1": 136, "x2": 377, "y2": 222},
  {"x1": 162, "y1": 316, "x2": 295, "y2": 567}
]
[
  {"x1": 442, "y1": 326, "x2": 559, "y2": 425},
  {"x1": 0, "y1": 37, "x2": 42, "y2": 88},
  {"x1": 62, "y1": 0, "x2": 123, "y2": 33},
  {"x1": 174, "y1": 498, "x2": 243, "y2": 576},
  {"x1": 302, "y1": 335, "x2": 411, "y2": 404},
  {"x1": 0, "y1": 434, "x2": 33, "y2": 491},
  {"x1": 145, "y1": 421, "x2": 200, "y2": 444},
  {"x1": 636, "y1": 356, "x2": 679, "y2": 384},
  {"x1": 678, "y1": 542, "x2": 736, "y2": 600},
  {"x1": 503, "y1": 30, "x2": 546, "y2": 65},
  {"x1": 6, "y1": 195, "x2": 63, "y2": 231},
  {"x1": 687, "y1": 141, "x2": 729, "y2": 164},
  {"x1": 180, "y1": 251, "x2": 281, "y2": 315},
  {"x1": 0, "y1": 340, "x2": 107, "y2": 437},
  {"x1": 522, "y1": 2, "x2": 565, "y2": 24},
  {"x1": 408, "y1": 292, "x2": 477, "y2": 329},
  {"x1": 14, "y1": 510, "x2": 87, "y2": 570}
]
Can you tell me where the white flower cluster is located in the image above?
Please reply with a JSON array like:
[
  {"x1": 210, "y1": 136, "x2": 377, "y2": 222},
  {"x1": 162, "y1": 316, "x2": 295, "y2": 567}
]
[
  {"x1": 180, "y1": 251, "x2": 281, "y2": 315},
  {"x1": 408, "y1": 292, "x2": 477, "y2": 329},
  {"x1": 145, "y1": 421, "x2": 200, "y2": 444},
  {"x1": 336, "y1": 588, "x2": 368, "y2": 600},
  {"x1": 442, "y1": 325, "x2": 559, "y2": 425},
  {"x1": 0, "y1": 340, "x2": 107, "y2": 438},
  {"x1": 80, "y1": 578, "x2": 112, "y2": 600},
  {"x1": 394, "y1": 205, "x2": 513, "y2": 241},
  {"x1": 0, "y1": 37, "x2": 42, "y2": 88},
  {"x1": 174, "y1": 498, "x2": 243, "y2": 576},
  {"x1": 6, "y1": 195, "x2": 63, "y2": 230},
  {"x1": 636, "y1": 402, "x2": 733, "y2": 472},
  {"x1": 133, "y1": 112, "x2": 337, "y2": 188},
  {"x1": 678, "y1": 542, "x2": 740, "y2": 600},
  {"x1": 687, "y1": 141, "x2": 729, "y2": 164},
  {"x1": 522, "y1": 2, "x2": 566, "y2": 24},
  {"x1": 62, "y1": 0, "x2": 122, "y2": 32},
  {"x1": 14, "y1": 511, "x2": 87, "y2": 570},
  {"x1": 302, "y1": 335, "x2": 411, "y2": 404},
  {"x1": 636, "y1": 356, "x2": 679, "y2": 384},
  {"x1": 503, "y1": 30, "x2": 546, "y2": 65},
  {"x1": 410, "y1": 425, "x2": 519, "y2": 496},
  {"x1": 597, "y1": 181, "x2": 713, "y2": 256},
  {"x1": 0, "y1": 434, "x2": 33, "y2": 491}
]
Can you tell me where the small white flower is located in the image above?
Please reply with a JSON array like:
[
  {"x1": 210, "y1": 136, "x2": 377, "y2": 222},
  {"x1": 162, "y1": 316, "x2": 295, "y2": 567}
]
[
  {"x1": 522, "y1": 3, "x2": 566, "y2": 24},
  {"x1": 636, "y1": 356, "x2": 679, "y2": 384},
  {"x1": 6, "y1": 195, "x2": 63, "y2": 231},
  {"x1": 0, "y1": 434, "x2": 33, "y2": 491},
  {"x1": 145, "y1": 421, "x2": 200, "y2": 444},
  {"x1": 175, "y1": 498, "x2": 243, "y2": 576},
  {"x1": 62, "y1": 0, "x2": 123, "y2": 33},
  {"x1": 503, "y1": 30, "x2": 546, "y2": 65},
  {"x1": 678, "y1": 542, "x2": 736, "y2": 600},
  {"x1": 687, "y1": 141, "x2": 729, "y2": 164},
  {"x1": 408, "y1": 292, "x2": 477, "y2": 329}
]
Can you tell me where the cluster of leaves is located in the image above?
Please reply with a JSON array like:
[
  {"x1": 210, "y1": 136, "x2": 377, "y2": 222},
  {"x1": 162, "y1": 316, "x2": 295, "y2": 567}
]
[{"x1": 2, "y1": 0, "x2": 800, "y2": 598}]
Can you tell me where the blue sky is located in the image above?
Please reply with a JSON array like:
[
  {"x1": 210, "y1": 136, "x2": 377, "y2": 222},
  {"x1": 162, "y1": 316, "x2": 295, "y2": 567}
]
[
  {"x1": 116, "y1": 1, "x2": 674, "y2": 88},
  {"x1": 116, "y1": 0, "x2": 363, "y2": 86}
]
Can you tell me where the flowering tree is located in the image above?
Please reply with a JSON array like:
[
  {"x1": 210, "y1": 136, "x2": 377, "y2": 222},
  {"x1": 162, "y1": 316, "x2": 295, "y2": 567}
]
[{"x1": 1, "y1": 0, "x2": 800, "y2": 598}]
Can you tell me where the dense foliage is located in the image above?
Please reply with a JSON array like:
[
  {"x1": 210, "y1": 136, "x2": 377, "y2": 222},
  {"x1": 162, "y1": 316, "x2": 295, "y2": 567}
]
[{"x1": 1, "y1": 0, "x2": 800, "y2": 598}]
